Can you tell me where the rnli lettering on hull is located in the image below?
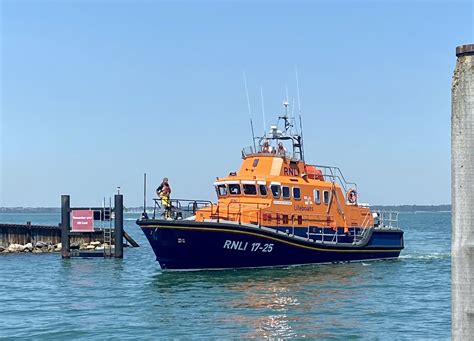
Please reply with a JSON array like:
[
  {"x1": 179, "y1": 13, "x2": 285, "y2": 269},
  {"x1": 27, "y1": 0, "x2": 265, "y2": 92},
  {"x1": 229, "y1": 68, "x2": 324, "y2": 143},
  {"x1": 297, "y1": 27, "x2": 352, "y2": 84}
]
[
  {"x1": 223, "y1": 240, "x2": 274, "y2": 253},
  {"x1": 223, "y1": 240, "x2": 248, "y2": 251},
  {"x1": 283, "y1": 167, "x2": 299, "y2": 176}
]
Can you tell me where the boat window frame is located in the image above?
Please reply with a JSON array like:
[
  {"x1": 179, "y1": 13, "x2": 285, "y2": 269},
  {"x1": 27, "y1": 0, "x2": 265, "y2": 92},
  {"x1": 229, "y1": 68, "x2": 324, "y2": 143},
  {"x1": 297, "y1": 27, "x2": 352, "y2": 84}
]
[
  {"x1": 270, "y1": 184, "x2": 281, "y2": 198},
  {"x1": 228, "y1": 183, "x2": 242, "y2": 196},
  {"x1": 216, "y1": 184, "x2": 228, "y2": 197},
  {"x1": 258, "y1": 182, "x2": 268, "y2": 196},
  {"x1": 323, "y1": 190, "x2": 330, "y2": 205},
  {"x1": 293, "y1": 187, "x2": 301, "y2": 200},
  {"x1": 242, "y1": 183, "x2": 257, "y2": 196},
  {"x1": 314, "y1": 189, "x2": 321, "y2": 204},
  {"x1": 282, "y1": 186, "x2": 291, "y2": 199}
]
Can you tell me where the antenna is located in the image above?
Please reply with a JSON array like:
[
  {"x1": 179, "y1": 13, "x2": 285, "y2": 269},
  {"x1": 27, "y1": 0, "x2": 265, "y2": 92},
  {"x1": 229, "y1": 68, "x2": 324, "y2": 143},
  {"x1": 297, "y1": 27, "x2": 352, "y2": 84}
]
[
  {"x1": 291, "y1": 97, "x2": 297, "y2": 134},
  {"x1": 143, "y1": 173, "x2": 147, "y2": 214},
  {"x1": 260, "y1": 86, "x2": 266, "y2": 135},
  {"x1": 284, "y1": 85, "x2": 289, "y2": 117},
  {"x1": 295, "y1": 66, "x2": 305, "y2": 162},
  {"x1": 250, "y1": 118, "x2": 257, "y2": 151},
  {"x1": 243, "y1": 73, "x2": 257, "y2": 151},
  {"x1": 295, "y1": 66, "x2": 302, "y2": 116},
  {"x1": 243, "y1": 72, "x2": 252, "y2": 117}
]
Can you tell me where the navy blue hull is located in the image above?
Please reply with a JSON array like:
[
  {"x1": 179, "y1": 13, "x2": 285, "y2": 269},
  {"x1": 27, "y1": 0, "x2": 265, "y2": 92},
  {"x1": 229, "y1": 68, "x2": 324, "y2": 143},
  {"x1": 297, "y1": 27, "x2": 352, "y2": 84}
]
[{"x1": 137, "y1": 220, "x2": 404, "y2": 270}]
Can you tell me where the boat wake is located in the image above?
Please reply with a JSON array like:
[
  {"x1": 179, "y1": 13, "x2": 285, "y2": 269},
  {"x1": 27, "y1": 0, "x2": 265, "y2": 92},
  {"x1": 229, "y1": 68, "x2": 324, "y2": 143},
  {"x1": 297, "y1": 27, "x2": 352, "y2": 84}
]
[{"x1": 399, "y1": 252, "x2": 450, "y2": 260}]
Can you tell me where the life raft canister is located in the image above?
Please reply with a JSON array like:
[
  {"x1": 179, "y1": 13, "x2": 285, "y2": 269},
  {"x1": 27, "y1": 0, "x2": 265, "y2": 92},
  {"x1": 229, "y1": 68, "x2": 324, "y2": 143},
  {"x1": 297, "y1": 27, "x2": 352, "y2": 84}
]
[
  {"x1": 305, "y1": 165, "x2": 324, "y2": 180},
  {"x1": 347, "y1": 189, "x2": 357, "y2": 204}
]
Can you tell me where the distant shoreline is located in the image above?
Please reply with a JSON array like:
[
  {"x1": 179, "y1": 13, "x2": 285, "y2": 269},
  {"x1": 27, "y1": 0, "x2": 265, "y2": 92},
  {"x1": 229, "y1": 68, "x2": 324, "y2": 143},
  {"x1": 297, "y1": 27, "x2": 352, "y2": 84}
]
[
  {"x1": 370, "y1": 205, "x2": 451, "y2": 212},
  {"x1": 0, "y1": 204, "x2": 452, "y2": 213}
]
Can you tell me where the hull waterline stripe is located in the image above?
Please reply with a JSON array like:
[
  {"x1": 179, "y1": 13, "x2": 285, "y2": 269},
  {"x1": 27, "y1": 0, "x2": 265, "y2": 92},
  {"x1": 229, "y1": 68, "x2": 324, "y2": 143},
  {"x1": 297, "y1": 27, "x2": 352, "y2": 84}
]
[{"x1": 141, "y1": 224, "x2": 402, "y2": 253}]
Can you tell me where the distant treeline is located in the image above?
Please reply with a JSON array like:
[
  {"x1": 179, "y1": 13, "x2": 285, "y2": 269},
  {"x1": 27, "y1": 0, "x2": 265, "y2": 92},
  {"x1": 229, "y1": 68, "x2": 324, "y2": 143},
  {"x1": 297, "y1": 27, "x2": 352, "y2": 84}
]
[
  {"x1": 371, "y1": 205, "x2": 451, "y2": 212},
  {"x1": 0, "y1": 207, "x2": 61, "y2": 213},
  {"x1": 1, "y1": 205, "x2": 451, "y2": 213},
  {"x1": 0, "y1": 207, "x2": 147, "y2": 213}
]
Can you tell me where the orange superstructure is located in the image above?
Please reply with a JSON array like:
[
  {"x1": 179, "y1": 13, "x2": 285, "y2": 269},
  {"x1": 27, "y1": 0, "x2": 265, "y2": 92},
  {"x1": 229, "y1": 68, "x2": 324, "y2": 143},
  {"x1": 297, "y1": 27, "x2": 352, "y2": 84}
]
[{"x1": 195, "y1": 113, "x2": 373, "y2": 232}]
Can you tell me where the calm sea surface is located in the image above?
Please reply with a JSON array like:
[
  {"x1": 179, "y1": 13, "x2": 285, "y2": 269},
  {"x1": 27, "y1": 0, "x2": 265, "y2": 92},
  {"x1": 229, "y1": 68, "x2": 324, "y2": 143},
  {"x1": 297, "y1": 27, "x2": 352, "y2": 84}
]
[{"x1": 0, "y1": 212, "x2": 451, "y2": 340}]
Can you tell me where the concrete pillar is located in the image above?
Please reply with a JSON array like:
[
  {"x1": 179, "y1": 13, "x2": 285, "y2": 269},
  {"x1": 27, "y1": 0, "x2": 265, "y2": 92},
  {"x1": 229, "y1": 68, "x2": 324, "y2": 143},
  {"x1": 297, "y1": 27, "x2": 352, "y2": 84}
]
[
  {"x1": 61, "y1": 195, "x2": 70, "y2": 259},
  {"x1": 114, "y1": 194, "x2": 124, "y2": 258},
  {"x1": 452, "y1": 44, "x2": 474, "y2": 340}
]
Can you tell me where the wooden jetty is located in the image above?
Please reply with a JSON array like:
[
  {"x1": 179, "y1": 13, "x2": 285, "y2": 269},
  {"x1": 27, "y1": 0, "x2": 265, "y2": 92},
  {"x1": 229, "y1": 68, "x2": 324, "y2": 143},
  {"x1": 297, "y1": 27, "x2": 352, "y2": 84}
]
[{"x1": 0, "y1": 222, "x2": 138, "y2": 249}]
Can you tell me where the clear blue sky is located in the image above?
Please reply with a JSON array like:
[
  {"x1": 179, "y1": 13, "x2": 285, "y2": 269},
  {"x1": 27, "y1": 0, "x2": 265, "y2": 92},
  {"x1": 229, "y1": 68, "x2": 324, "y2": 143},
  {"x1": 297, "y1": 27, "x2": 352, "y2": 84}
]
[{"x1": 1, "y1": 1, "x2": 472, "y2": 207}]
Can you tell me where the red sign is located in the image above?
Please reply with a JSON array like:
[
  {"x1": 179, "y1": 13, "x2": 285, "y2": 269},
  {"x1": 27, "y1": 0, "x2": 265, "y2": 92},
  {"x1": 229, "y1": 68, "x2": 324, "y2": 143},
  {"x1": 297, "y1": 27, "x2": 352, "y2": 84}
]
[{"x1": 71, "y1": 210, "x2": 94, "y2": 232}]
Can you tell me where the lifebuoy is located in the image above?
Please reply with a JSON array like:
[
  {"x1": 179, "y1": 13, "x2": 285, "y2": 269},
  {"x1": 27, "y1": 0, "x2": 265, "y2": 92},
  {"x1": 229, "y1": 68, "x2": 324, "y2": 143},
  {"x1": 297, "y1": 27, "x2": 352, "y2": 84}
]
[{"x1": 347, "y1": 189, "x2": 357, "y2": 204}]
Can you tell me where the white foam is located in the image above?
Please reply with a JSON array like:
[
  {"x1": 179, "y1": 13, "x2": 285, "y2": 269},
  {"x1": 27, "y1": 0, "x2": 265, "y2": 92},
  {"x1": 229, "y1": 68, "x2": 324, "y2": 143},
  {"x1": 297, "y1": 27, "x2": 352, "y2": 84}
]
[{"x1": 399, "y1": 252, "x2": 450, "y2": 260}]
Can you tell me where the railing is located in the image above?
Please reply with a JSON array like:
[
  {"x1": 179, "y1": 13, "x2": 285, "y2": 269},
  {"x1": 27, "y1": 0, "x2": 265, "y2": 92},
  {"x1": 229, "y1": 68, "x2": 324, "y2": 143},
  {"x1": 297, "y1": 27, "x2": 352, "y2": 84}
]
[
  {"x1": 241, "y1": 146, "x2": 300, "y2": 161},
  {"x1": 374, "y1": 211, "x2": 399, "y2": 229},
  {"x1": 224, "y1": 201, "x2": 270, "y2": 225},
  {"x1": 353, "y1": 211, "x2": 374, "y2": 244},
  {"x1": 150, "y1": 198, "x2": 379, "y2": 245},
  {"x1": 152, "y1": 198, "x2": 213, "y2": 220},
  {"x1": 313, "y1": 164, "x2": 357, "y2": 194},
  {"x1": 220, "y1": 206, "x2": 347, "y2": 242}
]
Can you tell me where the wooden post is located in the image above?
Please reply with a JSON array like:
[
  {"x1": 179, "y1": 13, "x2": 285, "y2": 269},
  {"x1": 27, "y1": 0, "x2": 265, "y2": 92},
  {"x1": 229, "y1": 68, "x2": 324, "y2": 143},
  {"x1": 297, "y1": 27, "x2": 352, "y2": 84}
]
[
  {"x1": 114, "y1": 194, "x2": 124, "y2": 258},
  {"x1": 61, "y1": 195, "x2": 71, "y2": 259},
  {"x1": 452, "y1": 44, "x2": 474, "y2": 340}
]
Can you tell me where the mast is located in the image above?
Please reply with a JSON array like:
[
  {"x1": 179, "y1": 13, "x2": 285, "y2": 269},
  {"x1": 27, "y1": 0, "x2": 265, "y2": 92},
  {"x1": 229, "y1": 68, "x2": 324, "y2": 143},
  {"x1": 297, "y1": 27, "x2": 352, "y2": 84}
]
[
  {"x1": 243, "y1": 73, "x2": 257, "y2": 151},
  {"x1": 295, "y1": 66, "x2": 305, "y2": 162}
]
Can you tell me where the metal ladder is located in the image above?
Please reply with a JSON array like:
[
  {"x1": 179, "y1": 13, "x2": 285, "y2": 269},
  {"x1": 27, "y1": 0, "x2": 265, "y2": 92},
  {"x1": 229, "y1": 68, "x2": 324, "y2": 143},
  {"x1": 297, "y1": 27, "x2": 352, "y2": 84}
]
[
  {"x1": 103, "y1": 227, "x2": 112, "y2": 257},
  {"x1": 103, "y1": 202, "x2": 113, "y2": 257},
  {"x1": 353, "y1": 211, "x2": 373, "y2": 244}
]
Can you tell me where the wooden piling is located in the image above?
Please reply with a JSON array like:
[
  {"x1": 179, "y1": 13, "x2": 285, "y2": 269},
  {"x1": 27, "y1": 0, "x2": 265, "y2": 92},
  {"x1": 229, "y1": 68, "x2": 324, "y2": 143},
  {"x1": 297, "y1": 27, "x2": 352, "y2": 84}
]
[
  {"x1": 114, "y1": 194, "x2": 124, "y2": 258},
  {"x1": 61, "y1": 195, "x2": 71, "y2": 259},
  {"x1": 452, "y1": 44, "x2": 474, "y2": 340}
]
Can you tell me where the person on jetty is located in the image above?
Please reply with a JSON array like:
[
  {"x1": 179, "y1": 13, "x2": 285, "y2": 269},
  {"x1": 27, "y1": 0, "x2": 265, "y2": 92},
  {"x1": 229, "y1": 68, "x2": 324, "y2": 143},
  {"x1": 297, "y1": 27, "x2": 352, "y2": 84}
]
[{"x1": 156, "y1": 178, "x2": 172, "y2": 219}]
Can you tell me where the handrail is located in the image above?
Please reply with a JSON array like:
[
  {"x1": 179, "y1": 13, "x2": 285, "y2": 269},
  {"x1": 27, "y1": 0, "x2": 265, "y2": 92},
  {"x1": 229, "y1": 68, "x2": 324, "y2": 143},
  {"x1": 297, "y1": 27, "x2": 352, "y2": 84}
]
[
  {"x1": 313, "y1": 164, "x2": 358, "y2": 194},
  {"x1": 225, "y1": 201, "x2": 270, "y2": 225},
  {"x1": 152, "y1": 198, "x2": 213, "y2": 220},
  {"x1": 241, "y1": 146, "x2": 301, "y2": 161},
  {"x1": 374, "y1": 210, "x2": 399, "y2": 229},
  {"x1": 151, "y1": 197, "x2": 378, "y2": 246},
  {"x1": 354, "y1": 211, "x2": 374, "y2": 244},
  {"x1": 150, "y1": 197, "x2": 380, "y2": 245}
]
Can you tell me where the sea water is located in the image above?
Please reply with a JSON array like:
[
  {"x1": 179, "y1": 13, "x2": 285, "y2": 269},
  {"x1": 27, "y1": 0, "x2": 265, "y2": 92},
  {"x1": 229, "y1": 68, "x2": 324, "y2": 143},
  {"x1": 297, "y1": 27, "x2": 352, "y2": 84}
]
[{"x1": 0, "y1": 212, "x2": 450, "y2": 339}]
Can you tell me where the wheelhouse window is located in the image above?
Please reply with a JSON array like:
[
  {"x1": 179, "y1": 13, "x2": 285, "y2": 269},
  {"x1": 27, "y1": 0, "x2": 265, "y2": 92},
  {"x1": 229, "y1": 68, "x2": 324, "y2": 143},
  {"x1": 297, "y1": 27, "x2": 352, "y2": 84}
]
[
  {"x1": 228, "y1": 184, "x2": 241, "y2": 195},
  {"x1": 243, "y1": 184, "x2": 257, "y2": 195},
  {"x1": 259, "y1": 184, "x2": 268, "y2": 196},
  {"x1": 282, "y1": 186, "x2": 290, "y2": 199},
  {"x1": 293, "y1": 187, "x2": 301, "y2": 200},
  {"x1": 217, "y1": 184, "x2": 227, "y2": 197},
  {"x1": 314, "y1": 189, "x2": 321, "y2": 204},
  {"x1": 271, "y1": 184, "x2": 281, "y2": 198},
  {"x1": 323, "y1": 190, "x2": 330, "y2": 204}
]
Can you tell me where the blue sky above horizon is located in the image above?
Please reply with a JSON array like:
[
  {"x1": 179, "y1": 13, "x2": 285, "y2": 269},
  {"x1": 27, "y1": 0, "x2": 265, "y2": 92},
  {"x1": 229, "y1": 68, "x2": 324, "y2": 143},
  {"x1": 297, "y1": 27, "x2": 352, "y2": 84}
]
[{"x1": 1, "y1": 0, "x2": 473, "y2": 207}]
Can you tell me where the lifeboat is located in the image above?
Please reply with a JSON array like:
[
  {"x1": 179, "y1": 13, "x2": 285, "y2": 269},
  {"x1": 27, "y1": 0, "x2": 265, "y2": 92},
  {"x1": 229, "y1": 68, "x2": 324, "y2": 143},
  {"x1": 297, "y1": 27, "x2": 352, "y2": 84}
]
[{"x1": 137, "y1": 105, "x2": 404, "y2": 270}]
